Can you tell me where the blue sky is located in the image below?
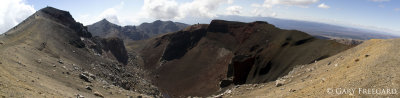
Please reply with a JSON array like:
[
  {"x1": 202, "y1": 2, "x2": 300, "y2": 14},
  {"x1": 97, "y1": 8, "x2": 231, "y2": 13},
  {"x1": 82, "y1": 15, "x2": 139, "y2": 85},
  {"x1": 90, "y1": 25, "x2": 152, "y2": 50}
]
[{"x1": 0, "y1": 0, "x2": 399, "y2": 34}]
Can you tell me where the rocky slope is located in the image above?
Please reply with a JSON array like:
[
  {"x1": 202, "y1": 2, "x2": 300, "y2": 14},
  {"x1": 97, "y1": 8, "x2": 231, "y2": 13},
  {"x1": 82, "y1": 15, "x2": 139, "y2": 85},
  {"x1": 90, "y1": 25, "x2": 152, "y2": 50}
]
[
  {"x1": 139, "y1": 20, "x2": 351, "y2": 97},
  {"x1": 219, "y1": 39, "x2": 400, "y2": 98},
  {"x1": 87, "y1": 19, "x2": 188, "y2": 41},
  {"x1": 0, "y1": 7, "x2": 159, "y2": 97}
]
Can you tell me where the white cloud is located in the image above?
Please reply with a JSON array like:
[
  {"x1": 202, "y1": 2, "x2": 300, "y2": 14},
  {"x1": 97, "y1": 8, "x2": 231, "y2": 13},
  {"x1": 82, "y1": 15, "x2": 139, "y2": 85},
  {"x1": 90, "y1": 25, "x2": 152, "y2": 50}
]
[
  {"x1": 318, "y1": 3, "x2": 330, "y2": 9},
  {"x1": 142, "y1": 0, "x2": 179, "y2": 20},
  {"x1": 76, "y1": 0, "x2": 231, "y2": 26},
  {"x1": 75, "y1": 2, "x2": 138, "y2": 25},
  {"x1": 249, "y1": 0, "x2": 319, "y2": 18},
  {"x1": 369, "y1": 0, "x2": 390, "y2": 2},
  {"x1": 0, "y1": 0, "x2": 35, "y2": 34},
  {"x1": 228, "y1": 0, "x2": 234, "y2": 4},
  {"x1": 251, "y1": 4, "x2": 262, "y2": 8},
  {"x1": 140, "y1": 0, "x2": 229, "y2": 20},
  {"x1": 271, "y1": 12, "x2": 277, "y2": 17},
  {"x1": 226, "y1": 6, "x2": 243, "y2": 15},
  {"x1": 99, "y1": 4, "x2": 122, "y2": 24},
  {"x1": 250, "y1": 5, "x2": 277, "y2": 17},
  {"x1": 178, "y1": 0, "x2": 228, "y2": 19},
  {"x1": 262, "y1": 0, "x2": 319, "y2": 8}
]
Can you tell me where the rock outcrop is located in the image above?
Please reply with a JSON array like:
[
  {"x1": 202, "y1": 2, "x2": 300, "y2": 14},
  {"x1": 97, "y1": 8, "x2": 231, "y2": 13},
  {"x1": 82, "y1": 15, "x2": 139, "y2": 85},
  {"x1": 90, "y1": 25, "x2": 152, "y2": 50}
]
[{"x1": 101, "y1": 38, "x2": 129, "y2": 65}]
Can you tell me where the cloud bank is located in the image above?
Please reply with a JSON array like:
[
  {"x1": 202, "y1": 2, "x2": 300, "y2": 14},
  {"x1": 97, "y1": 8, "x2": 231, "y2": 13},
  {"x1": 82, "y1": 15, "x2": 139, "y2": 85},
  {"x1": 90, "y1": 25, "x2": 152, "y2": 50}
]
[
  {"x1": 262, "y1": 0, "x2": 319, "y2": 8},
  {"x1": 75, "y1": 0, "x2": 231, "y2": 25},
  {"x1": 318, "y1": 3, "x2": 330, "y2": 9},
  {"x1": 142, "y1": 0, "x2": 179, "y2": 20},
  {"x1": 141, "y1": 0, "x2": 229, "y2": 20},
  {"x1": 0, "y1": 0, "x2": 35, "y2": 34},
  {"x1": 98, "y1": 2, "x2": 124, "y2": 24},
  {"x1": 226, "y1": 6, "x2": 243, "y2": 15}
]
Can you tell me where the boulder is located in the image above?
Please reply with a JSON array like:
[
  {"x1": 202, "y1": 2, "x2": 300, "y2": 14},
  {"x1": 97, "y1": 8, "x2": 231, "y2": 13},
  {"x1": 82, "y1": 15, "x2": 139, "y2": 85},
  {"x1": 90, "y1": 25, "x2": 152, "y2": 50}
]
[
  {"x1": 94, "y1": 91, "x2": 104, "y2": 98},
  {"x1": 275, "y1": 79, "x2": 285, "y2": 87},
  {"x1": 76, "y1": 94, "x2": 84, "y2": 98}
]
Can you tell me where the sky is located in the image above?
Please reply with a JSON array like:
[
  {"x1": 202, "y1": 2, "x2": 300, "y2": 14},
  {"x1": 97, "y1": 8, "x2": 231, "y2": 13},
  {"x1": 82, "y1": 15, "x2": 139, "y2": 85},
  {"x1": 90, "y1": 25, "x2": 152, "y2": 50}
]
[{"x1": 0, "y1": 0, "x2": 399, "y2": 35}]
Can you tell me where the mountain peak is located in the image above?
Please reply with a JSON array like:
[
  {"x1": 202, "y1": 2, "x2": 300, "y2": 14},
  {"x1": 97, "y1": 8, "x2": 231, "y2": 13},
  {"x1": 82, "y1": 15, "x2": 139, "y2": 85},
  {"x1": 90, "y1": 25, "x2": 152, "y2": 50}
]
[
  {"x1": 36, "y1": 6, "x2": 76, "y2": 24},
  {"x1": 100, "y1": 18, "x2": 110, "y2": 23},
  {"x1": 95, "y1": 18, "x2": 118, "y2": 26},
  {"x1": 153, "y1": 20, "x2": 174, "y2": 24},
  {"x1": 154, "y1": 20, "x2": 162, "y2": 22},
  {"x1": 39, "y1": 6, "x2": 61, "y2": 12},
  {"x1": 34, "y1": 7, "x2": 92, "y2": 38}
]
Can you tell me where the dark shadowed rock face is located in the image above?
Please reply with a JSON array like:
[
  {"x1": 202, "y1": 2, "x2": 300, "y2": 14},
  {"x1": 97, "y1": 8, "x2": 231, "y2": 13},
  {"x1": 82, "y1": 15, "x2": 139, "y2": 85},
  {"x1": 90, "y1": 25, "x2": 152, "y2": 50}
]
[
  {"x1": 89, "y1": 37, "x2": 129, "y2": 65},
  {"x1": 141, "y1": 20, "x2": 351, "y2": 97},
  {"x1": 207, "y1": 20, "x2": 243, "y2": 33},
  {"x1": 39, "y1": 7, "x2": 75, "y2": 26},
  {"x1": 161, "y1": 29, "x2": 207, "y2": 61},
  {"x1": 102, "y1": 38, "x2": 129, "y2": 65},
  {"x1": 231, "y1": 55, "x2": 256, "y2": 85}
]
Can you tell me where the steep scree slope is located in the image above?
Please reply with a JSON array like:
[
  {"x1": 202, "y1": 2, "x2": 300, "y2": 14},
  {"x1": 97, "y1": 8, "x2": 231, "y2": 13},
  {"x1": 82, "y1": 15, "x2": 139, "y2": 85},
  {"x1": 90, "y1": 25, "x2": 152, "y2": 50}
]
[{"x1": 0, "y1": 7, "x2": 159, "y2": 97}]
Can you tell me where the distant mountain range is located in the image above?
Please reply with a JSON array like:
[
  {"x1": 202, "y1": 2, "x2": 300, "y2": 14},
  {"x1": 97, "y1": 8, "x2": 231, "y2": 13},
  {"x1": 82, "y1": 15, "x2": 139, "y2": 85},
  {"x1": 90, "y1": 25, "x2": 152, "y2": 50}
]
[
  {"x1": 88, "y1": 15, "x2": 399, "y2": 41},
  {"x1": 180, "y1": 15, "x2": 399, "y2": 40},
  {"x1": 87, "y1": 19, "x2": 188, "y2": 41}
]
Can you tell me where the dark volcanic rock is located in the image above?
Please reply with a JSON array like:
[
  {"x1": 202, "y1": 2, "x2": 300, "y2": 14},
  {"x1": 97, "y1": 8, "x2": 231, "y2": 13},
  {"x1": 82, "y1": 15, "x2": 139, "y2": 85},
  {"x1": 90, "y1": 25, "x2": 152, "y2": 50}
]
[
  {"x1": 70, "y1": 22, "x2": 92, "y2": 38},
  {"x1": 102, "y1": 38, "x2": 129, "y2": 65},
  {"x1": 231, "y1": 55, "x2": 255, "y2": 85},
  {"x1": 141, "y1": 20, "x2": 351, "y2": 97},
  {"x1": 39, "y1": 7, "x2": 75, "y2": 26},
  {"x1": 79, "y1": 73, "x2": 92, "y2": 83},
  {"x1": 161, "y1": 28, "x2": 207, "y2": 61},
  {"x1": 89, "y1": 37, "x2": 129, "y2": 64},
  {"x1": 207, "y1": 20, "x2": 230, "y2": 33}
]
